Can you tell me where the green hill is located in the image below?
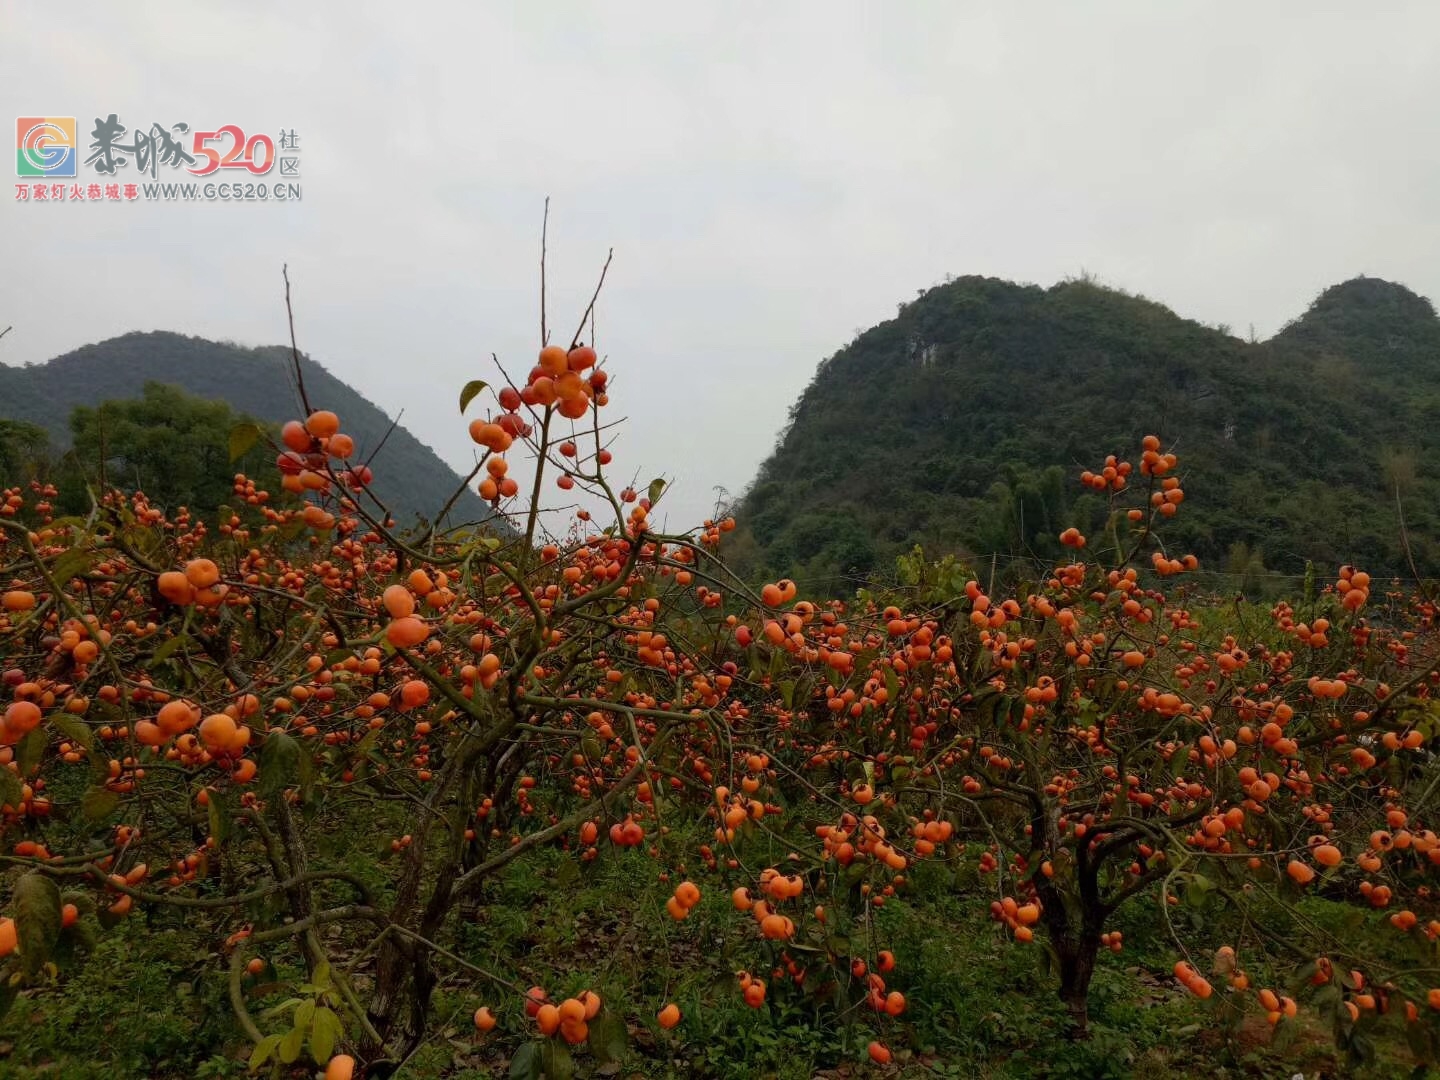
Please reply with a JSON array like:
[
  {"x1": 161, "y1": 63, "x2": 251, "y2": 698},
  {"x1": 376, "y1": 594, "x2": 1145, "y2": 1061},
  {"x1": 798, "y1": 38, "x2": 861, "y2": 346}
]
[
  {"x1": 0, "y1": 330, "x2": 493, "y2": 528},
  {"x1": 734, "y1": 275, "x2": 1440, "y2": 592}
]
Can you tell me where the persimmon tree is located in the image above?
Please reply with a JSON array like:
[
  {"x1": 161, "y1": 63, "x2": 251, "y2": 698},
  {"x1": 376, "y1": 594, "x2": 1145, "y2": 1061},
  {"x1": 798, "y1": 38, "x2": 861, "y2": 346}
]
[{"x1": 0, "y1": 257, "x2": 766, "y2": 1077}]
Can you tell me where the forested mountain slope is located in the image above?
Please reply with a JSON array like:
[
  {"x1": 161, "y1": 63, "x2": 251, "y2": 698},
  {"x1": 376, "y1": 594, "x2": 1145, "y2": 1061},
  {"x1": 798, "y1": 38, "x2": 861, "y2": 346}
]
[
  {"x1": 0, "y1": 331, "x2": 492, "y2": 527},
  {"x1": 735, "y1": 276, "x2": 1440, "y2": 591}
]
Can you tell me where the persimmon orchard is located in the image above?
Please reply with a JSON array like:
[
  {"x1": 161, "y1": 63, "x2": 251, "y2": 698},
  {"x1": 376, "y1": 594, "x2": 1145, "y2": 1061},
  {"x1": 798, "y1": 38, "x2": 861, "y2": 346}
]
[{"x1": 3, "y1": 273, "x2": 1440, "y2": 1076}]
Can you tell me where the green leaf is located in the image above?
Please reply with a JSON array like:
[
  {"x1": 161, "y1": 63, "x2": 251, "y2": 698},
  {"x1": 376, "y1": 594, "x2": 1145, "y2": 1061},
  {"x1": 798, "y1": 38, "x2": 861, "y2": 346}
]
[
  {"x1": 81, "y1": 786, "x2": 121, "y2": 821},
  {"x1": 459, "y1": 380, "x2": 489, "y2": 415},
  {"x1": 53, "y1": 918, "x2": 96, "y2": 965},
  {"x1": 259, "y1": 998, "x2": 303, "y2": 1021},
  {"x1": 59, "y1": 892, "x2": 93, "y2": 917},
  {"x1": 229, "y1": 421, "x2": 266, "y2": 463},
  {"x1": 208, "y1": 787, "x2": 232, "y2": 845},
  {"x1": 779, "y1": 680, "x2": 795, "y2": 710},
  {"x1": 884, "y1": 665, "x2": 900, "y2": 708},
  {"x1": 589, "y1": 1010, "x2": 627, "y2": 1064},
  {"x1": 647, "y1": 478, "x2": 666, "y2": 505},
  {"x1": 540, "y1": 1040, "x2": 574, "y2": 1080},
  {"x1": 48, "y1": 711, "x2": 94, "y2": 751},
  {"x1": 795, "y1": 676, "x2": 815, "y2": 711},
  {"x1": 50, "y1": 549, "x2": 94, "y2": 589},
  {"x1": 554, "y1": 858, "x2": 580, "y2": 888},
  {"x1": 95, "y1": 901, "x2": 127, "y2": 931},
  {"x1": 1171, "y1": 747, "x2": 1190, "y2": 778},
  {"x1": 0, "y1": 767, "x2": 22, "y2": 809},
  {"x1": 147, "y1": 633, "x2": 192, "y2": 666},
  {"x1": 43, "y1": 516, "x2": 89, "y2": 531},
  {"x1": 294, "y1": 998, "x2": 316, "y2": 1034},
  {"x1": 1007, "y1": 696, "x2": 1027, "y2": 726},
  {"x1": 509, "y1": 1041, "x2": 542, "y2": 1080},
  {"x1": 259, "y1": 731, "x2": 301, "y2": 801},
  {"x1": 16, "y1": 728, "x2": 44, "y2": 775},
  {"x1": 296, "y1": 743, "x2": 315, "y2": 806},
  {"x1": 14, "y1": 872, "x2": 62, "y2": 978},
  {"x1": 975, "y1": 690, "x2": 1000, "y2": 727},
  {"x1": 308, "y1": 1005, "x2": 339, "y2": 1065},
  {"x1": 248, "y1": 1034, "x2": 282, "y2": 1071},
  {"x1": 312, "y1": 959, "x2": 332, "y2": 990},
  {"x1": 1311, "y1": 982, "x2": 1341, "y2": 1011},
  {"x1": 121, "y1": 525, "x2": 164, "y2": 563},
  {"x1": 278, "y1": 1022, "x2": 305, "y2": 1064}
]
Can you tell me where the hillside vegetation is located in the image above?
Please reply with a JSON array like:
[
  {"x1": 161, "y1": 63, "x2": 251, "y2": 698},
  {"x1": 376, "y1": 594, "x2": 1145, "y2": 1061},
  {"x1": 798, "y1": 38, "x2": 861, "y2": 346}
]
[
  {"x1": 0, "y1": 331, "x2": 492, "y2": 527},
  {"x1": 735, "y1": 275, "x2": 1440, "y2": 592}
]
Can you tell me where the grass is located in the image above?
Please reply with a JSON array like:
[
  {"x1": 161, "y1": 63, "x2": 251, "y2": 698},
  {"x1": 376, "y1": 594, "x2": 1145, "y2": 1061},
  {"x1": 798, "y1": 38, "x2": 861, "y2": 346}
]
[
  {"x1": 0, "y1": 915, "x2": 246, "y2": 1079},
  {"x1": 1, "y1": 832, "x2": 1431, "y2": 1078}
]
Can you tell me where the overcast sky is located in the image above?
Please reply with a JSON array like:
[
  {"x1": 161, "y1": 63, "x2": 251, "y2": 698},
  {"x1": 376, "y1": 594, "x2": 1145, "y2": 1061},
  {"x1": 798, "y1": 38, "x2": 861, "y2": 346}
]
[{"x1": 4, "y1": 3, "x2": 1439, "y2": 530}]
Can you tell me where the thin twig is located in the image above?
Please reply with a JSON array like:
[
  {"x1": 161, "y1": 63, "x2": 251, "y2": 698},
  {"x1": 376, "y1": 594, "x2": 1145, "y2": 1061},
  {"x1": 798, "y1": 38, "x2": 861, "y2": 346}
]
[
  {"x1": 388, "y1": 926, "x2": 523, "y2": 992},
  {"x1": 1395, "y1": 482, "x2": 1433, "y2": 604},
  {"x1": 419, "y1": 459, "x2": 487, "y2": 548},
  {"x1": 540, "y1": 196, "x2": 550, "y2": 346},
  {"x1": 363, "y1": 409, "x2": 405, "y2": 470},
  {"x1": 282, "y1": 264, "x2": 312, "y2": 416},
  {"x1": 571, "y1": 248, "x2": 614, "y2": 349}
]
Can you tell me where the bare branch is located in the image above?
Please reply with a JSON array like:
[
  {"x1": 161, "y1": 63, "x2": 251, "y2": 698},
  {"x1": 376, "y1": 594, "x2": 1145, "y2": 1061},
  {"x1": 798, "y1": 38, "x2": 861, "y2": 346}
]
[
  {"x1": 570, "y1": 248, "x2": 614, "y2": 350},
  {"x1": 363, "y1": 408, "x2": 405, "y2": 470},
  {"x1": 282, "y1": 264, "x2": 313, "y2": 416},
  {"x1": 540, "y1": 196, "x2": 550, "y2": 346}
]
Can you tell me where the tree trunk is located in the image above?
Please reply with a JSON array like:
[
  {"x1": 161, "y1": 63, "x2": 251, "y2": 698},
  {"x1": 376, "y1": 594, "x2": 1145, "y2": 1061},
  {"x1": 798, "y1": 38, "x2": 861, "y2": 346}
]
[
  {"x1": 1056, "y1": 933, "x2": 1100, "y2": 1037},
  {"x1": 367, "y1": 937, "x2": 409, "y2": 1043},
  {"x1": 364, "y1": 938, "x2": 434, "y2": 1076}
]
